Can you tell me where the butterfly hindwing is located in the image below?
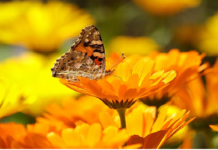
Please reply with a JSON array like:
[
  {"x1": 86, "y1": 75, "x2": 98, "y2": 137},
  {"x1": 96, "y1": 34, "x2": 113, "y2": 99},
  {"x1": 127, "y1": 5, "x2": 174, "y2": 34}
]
[{"x1": 51, "y1": 25, "x2": 106, "y2": 82}]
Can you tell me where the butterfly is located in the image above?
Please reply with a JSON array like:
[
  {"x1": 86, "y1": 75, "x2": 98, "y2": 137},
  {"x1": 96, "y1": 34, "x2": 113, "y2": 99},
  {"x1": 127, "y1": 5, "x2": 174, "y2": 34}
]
[{"x1": 51, "y1": 25, "x2": 125, "y2": 82}]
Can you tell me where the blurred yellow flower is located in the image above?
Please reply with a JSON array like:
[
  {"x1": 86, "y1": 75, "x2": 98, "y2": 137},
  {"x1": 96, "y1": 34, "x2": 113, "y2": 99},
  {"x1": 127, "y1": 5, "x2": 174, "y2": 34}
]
[
  {"x1": 60, "y1": 59, "x2": 176, "y2": 109},
  {"x1": 108, "y1": 36, "x2": 160, "y2": 56},
  {"x1": 139, "y1": 49, "x2": 206, "y2": 107},
  {"x1": 198, "y1": 12, "x2": 218, "y2": 55},
  {"x1": 0, "y1": 52, "x2": 79, "y2": 116},
  {"x1": 0, "y1": 81, "x2": 35, "y2": 119},
  {"x1": 132, "y1": 0, "x2": 201, "y2": 16},
  {"x1": 0, "y1": 1, "x2": 95, "y2": 53}
]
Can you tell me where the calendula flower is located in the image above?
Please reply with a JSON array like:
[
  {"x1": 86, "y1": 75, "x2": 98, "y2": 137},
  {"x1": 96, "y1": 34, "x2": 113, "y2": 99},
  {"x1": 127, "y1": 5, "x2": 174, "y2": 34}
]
[
  {"x1": 0, "y1": 82, "x2": 35, "y2": 119},
  {"x1": 0, "y1": 123, "x2": 26, "y2": 148},
  {"x1": 37, "y1": 96, "x2": 113, "y2": 128},
  {"x1": 132, "y1": 0, "x2": 201, "y2": 16},
  {"x1": 108, "y1": 36, "x2": 159, "y2": 56},
  {"x1": 0, "y1": 1, "x2": 95, "y2": 53},
  {"x1": 60, "y1": 59, "x2": 176, "y2": 110},
  {"x1": 172, "y1": 59, "x2": 218, "y2": 129},
  {"x1": 99, "y1": 105, "x2": 194, "y2": 148},
  {"x1": 0, "y1": 52, "x2": 79, "y2": 116},
  {"x1": 198, "y1": 12, "x2": 218, "y2": 55},
  {"x1": 47, "y1": 123, "x2": 130, "y2": 149},
  {"x1": 0, "y1": 123, "x2": 55, "y2": 148},
  {"x1": 0, "y1": 122, "x2": 131, "y2": 149},
  {"x1": 60, "y1": 58, "x2": 176, "y2": 130},
  {"x1": 139, "y1": 49, "x2": 206, "y2": 108}
]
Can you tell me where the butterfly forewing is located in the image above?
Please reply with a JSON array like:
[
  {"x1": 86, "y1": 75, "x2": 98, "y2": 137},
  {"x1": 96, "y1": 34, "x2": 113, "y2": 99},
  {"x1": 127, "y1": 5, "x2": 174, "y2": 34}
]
[{"x1": 51, "y1": 25, "x2": 106, "y2": 82}]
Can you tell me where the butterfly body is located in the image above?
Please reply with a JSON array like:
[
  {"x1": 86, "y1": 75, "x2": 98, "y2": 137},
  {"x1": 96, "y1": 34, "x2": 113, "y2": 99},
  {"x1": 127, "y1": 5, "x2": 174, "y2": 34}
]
[{"x1": 51, "y1": 25, "x2": 115, "y2": 82}]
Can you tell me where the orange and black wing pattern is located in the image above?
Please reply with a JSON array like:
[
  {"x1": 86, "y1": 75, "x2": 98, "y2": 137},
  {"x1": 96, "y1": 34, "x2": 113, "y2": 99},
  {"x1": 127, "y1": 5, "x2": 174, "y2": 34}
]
[{"x1": 51, "y1": 25, "x2": 106, "y2": 82}]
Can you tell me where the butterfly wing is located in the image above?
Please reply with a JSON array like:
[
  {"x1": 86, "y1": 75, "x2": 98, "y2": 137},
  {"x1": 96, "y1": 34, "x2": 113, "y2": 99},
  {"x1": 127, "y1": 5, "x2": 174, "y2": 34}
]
[{"x1": 51, "y1": 25, "x2": 106, "y2": 82}]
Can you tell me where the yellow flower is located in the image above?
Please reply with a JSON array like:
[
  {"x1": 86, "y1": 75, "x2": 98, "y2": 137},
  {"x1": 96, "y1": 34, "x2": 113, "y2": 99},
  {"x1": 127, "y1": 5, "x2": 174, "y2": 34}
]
[
  {"x1": 0, "y1": 81, "x2": 35, "y2": 119},
  {"x1": 139, "y1": 49, "x2": 206, "y2": 107},
  {"x1": 60, "y1": 58, "x2": 176, "y2": 109},
  {"x1": 99, "y1": 105, "x2": 194, "y2": 148},
  {"x1": 108, "y1": 36, "x2": 160, "y2": 56},
  {"x1": 132, "y1": 0, "x2": 201, "y2": 16},
  {"x1": 0, "y1": 52, "x2": 79, "y2": 116},
  {"x1": 0, "y1": 1, "x2": 95, "y2": 53},
  {"x1": 198, "y1": 12, "x2": 218, "y2": 55}
]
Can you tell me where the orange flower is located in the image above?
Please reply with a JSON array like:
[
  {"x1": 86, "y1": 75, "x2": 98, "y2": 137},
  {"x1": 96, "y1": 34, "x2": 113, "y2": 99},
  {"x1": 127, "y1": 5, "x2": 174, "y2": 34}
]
[
  {"x1": 0, "y1": 123, "x2": 26, "y2": 148},
  {"x1": 36, "y1": 96, "x2": 113, "y2": 128},
  {"x1": 99, "y1": 105, "x2": 194, "y2": 148},
  {"x1": 0, "y1": 121, "x2": 131, "y2": 148},
  {"x1": 210, "y1": 125, "x2": 218, "y2": 132},
  {"x1": 132, "y1": 0, "x2": 201, "y2": 16},
  {"x1": 47, "y1": 123, "x2": 130, "y2": 149},
  {"x1": 172, "y1": 59, "x2": 218, "y2": 129},
  {"x1": 60, "y1": 58, "x2": 176, "y2": 109},
  {"x1": 0, "y1": 123, "x2": 55, "y2": 148},
  {"x1": 139, "y1": 49, "x2": 206, "y2": 107}
]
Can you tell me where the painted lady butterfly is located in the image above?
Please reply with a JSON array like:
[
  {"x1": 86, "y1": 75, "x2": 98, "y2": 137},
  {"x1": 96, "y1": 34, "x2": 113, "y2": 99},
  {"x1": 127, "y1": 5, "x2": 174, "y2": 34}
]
[{"x1": 51, "y1": 25, "x2": 125, "y2": 82}]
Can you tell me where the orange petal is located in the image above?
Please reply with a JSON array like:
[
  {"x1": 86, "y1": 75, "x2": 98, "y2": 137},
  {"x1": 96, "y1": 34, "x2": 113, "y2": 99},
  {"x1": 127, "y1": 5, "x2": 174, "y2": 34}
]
[{"x1": 210, "y1": 125, "x2": 218, "y2": 132}]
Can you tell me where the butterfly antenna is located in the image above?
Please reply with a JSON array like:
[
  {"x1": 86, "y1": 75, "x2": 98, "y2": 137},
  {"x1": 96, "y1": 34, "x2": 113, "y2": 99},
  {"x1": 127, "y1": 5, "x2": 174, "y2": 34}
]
[
  {"x1": 113, "y1": 75, "x2": 123, "y2": 80},
  {"x1": 109, "y1": 52, "x2": 126, "y2": 70}
]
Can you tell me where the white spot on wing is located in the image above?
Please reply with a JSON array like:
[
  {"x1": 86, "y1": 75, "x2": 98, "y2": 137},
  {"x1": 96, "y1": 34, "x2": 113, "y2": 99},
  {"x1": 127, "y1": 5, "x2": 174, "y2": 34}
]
[{"x1": 74, "y1": 63, "x2": 82, "y2": 69}]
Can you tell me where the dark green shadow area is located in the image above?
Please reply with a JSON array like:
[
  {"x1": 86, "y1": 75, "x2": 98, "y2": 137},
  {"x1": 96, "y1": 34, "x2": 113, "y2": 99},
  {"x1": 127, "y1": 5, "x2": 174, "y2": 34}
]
[{"x1": 0, "y1": 112, "x2": 36, "y2": 126}]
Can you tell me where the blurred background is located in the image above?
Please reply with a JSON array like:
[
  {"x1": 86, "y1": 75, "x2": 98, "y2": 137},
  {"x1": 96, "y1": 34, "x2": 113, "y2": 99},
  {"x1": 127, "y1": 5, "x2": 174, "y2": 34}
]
[{"x1": 1, "y1": 0, "x2": 218, "y2": 148}]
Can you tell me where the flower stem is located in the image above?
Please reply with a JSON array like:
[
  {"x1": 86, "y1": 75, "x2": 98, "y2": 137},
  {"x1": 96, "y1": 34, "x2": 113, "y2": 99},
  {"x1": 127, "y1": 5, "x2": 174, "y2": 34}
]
[{"x1": 117, "y1": 108, "x2": 126, "y2": 129}]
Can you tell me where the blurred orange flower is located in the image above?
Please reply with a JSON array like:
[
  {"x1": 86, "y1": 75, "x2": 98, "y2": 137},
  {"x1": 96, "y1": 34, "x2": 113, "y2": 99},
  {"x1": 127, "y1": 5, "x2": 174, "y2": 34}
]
[
  {"x1": 132, "y1": 0, "x2": 201, "y2": 16},
  {"x1": 0, "y1": 123, "x2": 26, "y2": 148},
  {"x1": 47, "y1": 123, "x2": 130, "y2": 149},
  {"x1": 36, "y1": 96, "x2": 113, "y2": 128},
  {"x1": 60, "y1": 59, "x2": 176, "y2": 109},
  {"x1": 139, "y1": 49, "x2": 206, "y2": 107},
  {"x1": 210, "y1": 125, "x2": 218, "y2": 132},
  {"x1": 174, "y1": 24, "x2": 202, "y2": 46},
  {"x1": 0, "y1": 122, "x2": 130, "y2": 149},
  {"x1": 172, "y1": 59, "x2": 218, "y2": 129},
  {"x1": 0, "y1": 1, "x2": 95, "y2": 53}
]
